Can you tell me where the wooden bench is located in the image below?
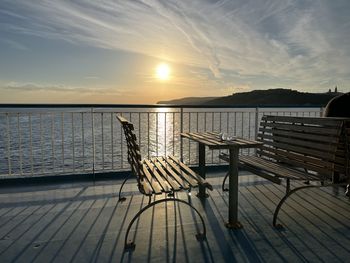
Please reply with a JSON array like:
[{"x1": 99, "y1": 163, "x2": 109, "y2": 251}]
[
  {"x1": 220, "y1": 115, "x2": 350, "y2": 228},
  {"x1": 117, "y1": 115, "x2": 213, "y2": 250}
]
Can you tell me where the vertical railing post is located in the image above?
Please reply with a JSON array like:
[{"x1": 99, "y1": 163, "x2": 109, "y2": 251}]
[
  {"x1": 180, "y1": 107, "x2": 184, "y2": 162},
  {"x1": 72, "y1": 113, "x2": 75, "y2": 173},
  {"x1": 29, "y1": 113, "x2": 33, "y2": 175},
  {"x1": 51, "y1": 113, "x2": 55, "y2": 173},
  {"x1": 91, "y1": 108, "x2": 95, "y2": 180},
  {"x1": 6, "y1": 113, "x2": 11, "y2": 176},
  {"x1": 81, "y1": 113, "x2": 85, "y2": 171},
  {"x1": 40, "y1": 113, "x2": 44, "y2": 174},
  {"x1": 164, "y1": 113, "x2": 167, "y2": 157},
  {"x1": 60, "y1": 112, "x2": 64, "y2": 173},
  {"x1": 147, "y1": 112, "x2": 150, "y2": 159},
  {"x1": 254, "y1": 107, "x2": 259, "y2": 156},
  {"x1": 17, "y1": 113, "x2": 23, "y2": 175},
  {"x1": 255, "y1": 107, "x2": 259, "y2": 140},
  {"x1": 111, "y1": 112, "x2": 114, "y2": 170},
  {"x1": 156, "y1": 112, "x2": 159, "y2": 157},
  {"x1": 172, "y1": 112, "x2": 175, "y2": 156},
  {"x1": 101, "y1": 112, "x2": 104, "y2": 170},
  {"x1": 188, "y1": 112, "x2": 191, "y2": 163},
  {"x1": 138, "y1": 112, "x2": 141, "y2": 157}
]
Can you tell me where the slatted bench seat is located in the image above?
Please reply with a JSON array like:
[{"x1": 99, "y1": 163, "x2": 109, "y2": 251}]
[
  {"x1": 117, "y1": 115, "x2": 212, "y2": 250},
  {"x1": 220, "y1": 115, "x2": 350, "y2": 228}
]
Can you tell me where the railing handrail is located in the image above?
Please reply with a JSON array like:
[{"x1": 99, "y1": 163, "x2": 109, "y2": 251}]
[{"x1": 0, "y1": 103, "x2": 325, "y2": 109}]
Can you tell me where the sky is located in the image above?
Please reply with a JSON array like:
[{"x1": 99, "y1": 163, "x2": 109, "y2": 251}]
[{"x1": 0, "y1": 0, "x2": 350, "y2": 104}]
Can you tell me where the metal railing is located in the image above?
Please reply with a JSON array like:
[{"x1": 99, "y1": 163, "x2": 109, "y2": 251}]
[{"x1": 0, "y1": 105, "x2": 323, "y2": 178}]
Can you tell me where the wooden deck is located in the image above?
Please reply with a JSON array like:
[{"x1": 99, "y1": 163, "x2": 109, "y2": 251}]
[{"x1": 0, "y1": 170, "x2": 349, "y2": 262}]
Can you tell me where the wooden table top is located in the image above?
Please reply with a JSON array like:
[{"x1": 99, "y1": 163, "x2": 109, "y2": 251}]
[{"x1": 180, "y1": 132, "x2": 262, "y2": 150}]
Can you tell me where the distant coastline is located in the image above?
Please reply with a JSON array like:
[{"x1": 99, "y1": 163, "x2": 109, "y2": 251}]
[{"x1": 157, "y1": 88, "x2": 343, "y2": 106}]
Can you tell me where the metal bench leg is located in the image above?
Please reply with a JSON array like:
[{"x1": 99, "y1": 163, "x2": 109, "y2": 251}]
[
  {"x1": 286, "y1": 179, "x2": 290, "y2": 193},
  {"x1": 273, "y1": 183, "x2": 344, "y2": 228},
  {"x1": 118, "y1": 174, "x2": 132, "y2": 202},
  {"x1": 124, "y1": 198, "x2": 207, "y2": 251},
  {"x1": 222, "y1": 172, "x2": 229, "y2": 192}
]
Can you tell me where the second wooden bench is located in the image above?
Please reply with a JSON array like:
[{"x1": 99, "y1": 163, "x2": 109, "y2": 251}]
[{"x1": 220, "y1": 115, "x2": 349, "y2": 228}]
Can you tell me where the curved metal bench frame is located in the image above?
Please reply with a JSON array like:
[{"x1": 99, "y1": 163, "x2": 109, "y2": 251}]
[
  {"x1": 124, "y1": 197, "x2": 206, "y2": 250},
  {"x1": 118, "y1": 174, "x2": 133, "y2": 202},
  {"x1": 222, "y1": 172, "x2": 229, "y2": 192},
  {"x1": 273, "y1": 182, "x2": 348, "y2": 228}
]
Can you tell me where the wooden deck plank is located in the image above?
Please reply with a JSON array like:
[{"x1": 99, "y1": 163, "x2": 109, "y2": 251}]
[{"x1": 0, "y1": 173, "x2": 350, "y2": 262}]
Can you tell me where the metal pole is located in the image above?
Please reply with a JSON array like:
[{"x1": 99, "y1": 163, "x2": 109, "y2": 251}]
[
  {"x1": 156, "y1": 112, "x2": 158, "y2": 157},
  {"x1": 180, "y1": 107, "x2": 184, "y2": 162},
  {"x1": 6, "y1": 113, "x2": 11, "y2": 176},
  {"x1": 101, "y1": 113, "x2": 104, "y2": 170},
  {"x1": 255, "y1": 107, "x2": 259, "y2": 140},
  {"x1": 29, "y1": 113, "x2": 33, "y2": 176},
  {"x1": 188, "y1": 112, "x2": 191, "y2": 164},
  {"x1": 72, "y1": 112, "x2": 75, "y2": 173},
  {"x1": 91, "y1": 108, "x2": 95, "y2": 180},
  {"x1": 172, "y1": 112, "x2": 175, "y2": 157},
  {"x1": 81, "y1": 113, "x2": 85, "y2": 171},
  {"x1": 225, "y1": 147, "x2": 241, "y2": 229},
  {"x1": 40, "y1": 113, "x2": 44, "y2": 174},
  {"x1": 17, "y1": 113, "x2": 23, "y2": 175},
  {"x1": 147, "y1": 112, "x2": 150, "y2": 159},
  {"x1": 61, "y1": 112, "x2": 64, "y2": 173},
  {"x1": 51, "y1": 113, "x2": 55, "y2": 172},
  {"x1": 111, "y1": 112, "x2": 114, "y2": 170},
  {"x1": 164, "y1": 113, "x2": 167, "y2": 156}
]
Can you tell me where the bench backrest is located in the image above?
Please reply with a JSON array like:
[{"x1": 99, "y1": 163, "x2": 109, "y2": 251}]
[
  {"x1": 117, "y1": 115, "x2": 144, "y2": 182},
  {"x1": 257, "y1": 115, "x2": 348, "y2": 182}
]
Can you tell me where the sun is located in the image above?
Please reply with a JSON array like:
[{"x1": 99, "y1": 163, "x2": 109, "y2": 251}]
[{"x1": 156, "y1": 63, "x2": 171, "y2": 80}]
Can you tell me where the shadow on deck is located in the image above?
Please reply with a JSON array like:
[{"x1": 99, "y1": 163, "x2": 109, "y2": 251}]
[{"x1": 0, "y1": 170, "x2": 349, "y2": 263}]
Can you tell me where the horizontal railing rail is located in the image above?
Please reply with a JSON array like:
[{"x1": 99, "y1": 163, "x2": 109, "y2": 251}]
[
  {"x1": 0, "y1": 104, "x2": 325, "y2": 109},
  {"x1": 0, "y1": 105, "x2": 323, "y2": 178}
]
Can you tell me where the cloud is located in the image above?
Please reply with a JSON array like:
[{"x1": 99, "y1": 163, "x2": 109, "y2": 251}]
[
  {"x1": 0, "y1": 39, "x2": 28, "y2": 50},
  {"x1": 0, "y1": 0, "x2": 349, "y2": 91},
  {"x1": 84, "y1": 76, "x2": 100, "y2": 80},
  {"x1": 3, "y1": 82, "x2": 75, "y2": 92},
  {"x1": 1, "y1": 82, "x2": 120, "y2": 95}
]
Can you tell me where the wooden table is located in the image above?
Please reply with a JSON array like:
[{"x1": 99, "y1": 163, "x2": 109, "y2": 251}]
[{"x1": 180, "y1": 132, "x2": 262, "y2": 229}]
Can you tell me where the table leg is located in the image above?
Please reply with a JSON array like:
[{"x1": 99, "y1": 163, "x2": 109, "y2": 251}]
[
  {"x1": 197, "y1": 143, "x2": 209, "y2": 198},
  {"x1": 225, "y1": 147, "x2": 242, "y2": 229}
]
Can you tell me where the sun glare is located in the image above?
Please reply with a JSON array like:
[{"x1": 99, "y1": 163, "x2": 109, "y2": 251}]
[{"x1": 156, "y1": 63, "x2": 170, "y2": 80}]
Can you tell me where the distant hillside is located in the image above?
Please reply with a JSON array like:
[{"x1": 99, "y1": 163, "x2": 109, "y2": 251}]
[
  {"x1": 157, "y1": 97, "x2": 218, "y2": 105},
  {"x1": 157, "y1": 89, "x2": 342, "y2": 106}
]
